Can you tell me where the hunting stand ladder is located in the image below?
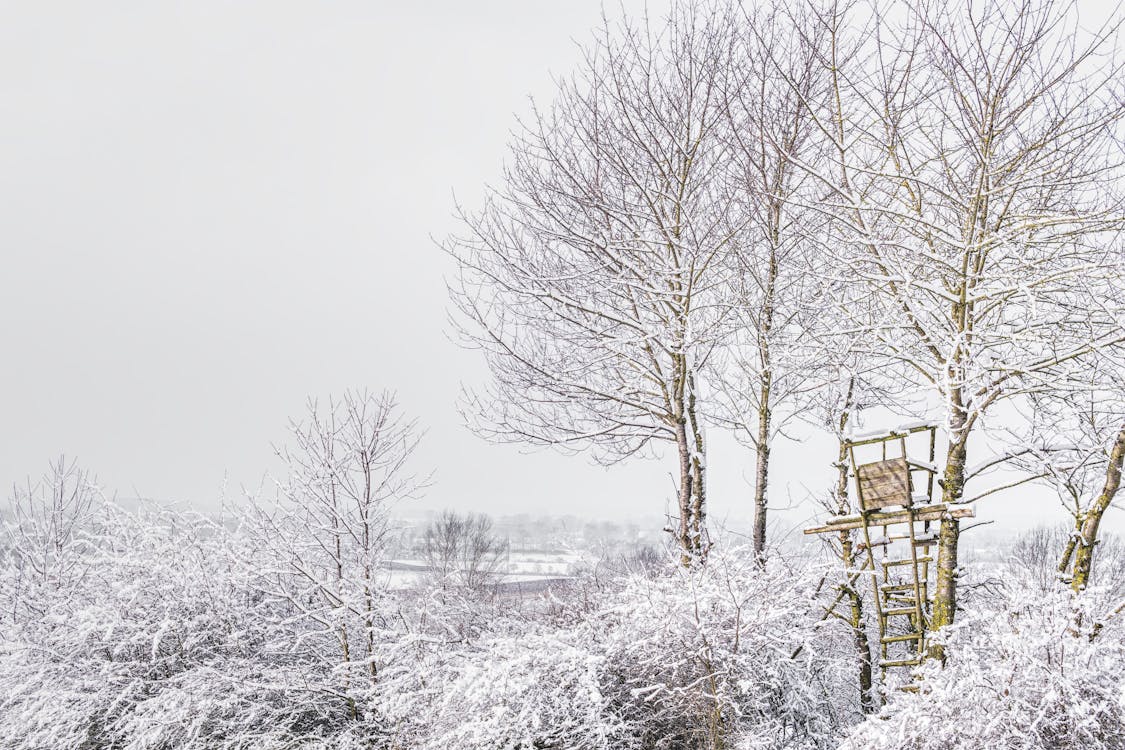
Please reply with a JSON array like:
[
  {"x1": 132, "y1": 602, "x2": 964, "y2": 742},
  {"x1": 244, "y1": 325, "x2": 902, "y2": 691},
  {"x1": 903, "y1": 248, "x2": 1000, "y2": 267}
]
[{"x1": 804, "y1": 423, "x2": 975, "y2": 691}]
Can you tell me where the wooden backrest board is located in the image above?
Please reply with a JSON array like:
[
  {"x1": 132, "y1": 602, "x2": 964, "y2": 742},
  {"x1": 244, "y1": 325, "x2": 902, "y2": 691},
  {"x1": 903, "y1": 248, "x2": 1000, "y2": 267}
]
[{"x1": 856, "y1": 457, "x2": 912, "y2": 511}]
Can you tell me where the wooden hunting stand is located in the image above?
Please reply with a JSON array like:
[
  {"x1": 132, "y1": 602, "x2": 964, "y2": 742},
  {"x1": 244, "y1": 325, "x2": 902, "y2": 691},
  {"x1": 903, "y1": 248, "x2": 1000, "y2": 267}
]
[{"x1": 804, "y1": 423, "x2": 974, "y2": 690}]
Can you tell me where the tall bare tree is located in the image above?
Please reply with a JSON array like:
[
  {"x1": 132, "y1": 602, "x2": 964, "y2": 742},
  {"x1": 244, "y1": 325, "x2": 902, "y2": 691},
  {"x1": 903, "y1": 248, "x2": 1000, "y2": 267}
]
[
  {"x1": 800, "y1": 0, "x2": 1124, "y2": 642},
  {"x1": 448, "y1": 2, "x2": 740, "y2": 562},
  {"x1": 708, "y1": 0, "x2": 830, "y2": 564}
]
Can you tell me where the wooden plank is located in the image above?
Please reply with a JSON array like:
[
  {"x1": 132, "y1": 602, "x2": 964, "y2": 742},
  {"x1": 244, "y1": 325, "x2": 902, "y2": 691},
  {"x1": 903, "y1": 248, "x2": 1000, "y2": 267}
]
[
  {"x1": 906, "y1": 459, "x2": 939, "y2": 473},
  {"x1": 844, "y1": 423, "x2": 937, "y2": 448},
  {"x1": 823, "y1": 501, "x2": 947, "y2": 524},
  {"x1": 856, "y1": 457, "x2": 912, "y2": 510},
  {"x1": 803, "y1": 503, "x2": 975, "y2": 535}
]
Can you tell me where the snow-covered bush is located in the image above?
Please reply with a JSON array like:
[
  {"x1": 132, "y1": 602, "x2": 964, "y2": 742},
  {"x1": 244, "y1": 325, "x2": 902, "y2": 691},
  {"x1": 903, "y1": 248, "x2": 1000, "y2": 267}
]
[
  {"x1": 591, "y1": 552, "x2": 854, "y2": 750},
  {"x1": 0, "y1": 501, "x2": 383, "y2": 749},
  {"x1": 384, "y1": 629, "x2": 626, "y2": 749},
  {"x1": 384, "y1": 548, "x2": 857, "y2": 750},
  {"x1": 0, "y1": 466, "x2": 863, "y2": 749},
  {"x1": 0, "y1": 456, "x2": 102, "y2": 625},
  {"x1": 840, "y1": 582, "x2": 1125, "y2": 750}
]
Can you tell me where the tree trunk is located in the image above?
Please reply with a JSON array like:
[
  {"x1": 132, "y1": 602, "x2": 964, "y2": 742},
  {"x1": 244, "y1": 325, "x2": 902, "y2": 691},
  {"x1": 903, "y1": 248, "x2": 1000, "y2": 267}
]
[
  {"x1": 930, "y1": 427, "x2": 967, "y2": 660},
  {"x1": 751, "y1": 385, "x2": 771, "y2": 566},
  {"x1": 846, "y1": 578, "x2": 874, "y2": 714},
  {"x1": 749, "y1": 235, "x2": 778, "y2": 566},
  {"x1": 930, "y1": 513, "x2": 960, "y2": 662},
  {"x1": 1071, "y1": 425, "x2": 1125, "y2": 591},
  {"x1": 687, "y1": 374, "x2": 708, "y2": 561},
  {"x1": 834, "y1": 384, "x2": 872, "y2": 712},
  {"x1": 840, "y1": 529, "x2": 874, "y2": 713},
  {"x1": 676, "y1": 418, "x2": 696, "y2": 566},
  {"x1": 1058, "y1": 514, "x2": 1082, "y2": 577}
]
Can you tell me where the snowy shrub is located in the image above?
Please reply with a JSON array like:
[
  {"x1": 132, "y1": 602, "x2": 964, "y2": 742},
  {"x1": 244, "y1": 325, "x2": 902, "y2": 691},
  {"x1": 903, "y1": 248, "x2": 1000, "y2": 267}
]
[
  {"x1": 242, "y1": 390, "x2": 428, "y2": 724},
  {"x1": 383, "y1": 630, "x2": 626, "y2": 749},
  {"x1": 384, "y1": 548, "x2": 857, "y2": 750},
  {"x1": 0, "y1": 502, "x2": 387, "y2": 749},
  {"x1": 589, "y1": 552, "x2": 854, "y2": 750},
  {"x1": 0, "y1": 473, "x2": 859, "y2": 749},
  {"x1": 840, "y1": 583, "x2": 1125, "y2": 750}
]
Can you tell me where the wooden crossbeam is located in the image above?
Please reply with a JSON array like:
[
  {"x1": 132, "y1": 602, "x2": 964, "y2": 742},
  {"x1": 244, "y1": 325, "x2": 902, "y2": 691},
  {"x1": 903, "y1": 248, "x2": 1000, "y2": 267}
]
[
  {"x1": 844, "y1": 422, "x2": 938, "y2": 448},
  {"x1": 803, "y1": 503, "x2": 975, "y2": 535}
]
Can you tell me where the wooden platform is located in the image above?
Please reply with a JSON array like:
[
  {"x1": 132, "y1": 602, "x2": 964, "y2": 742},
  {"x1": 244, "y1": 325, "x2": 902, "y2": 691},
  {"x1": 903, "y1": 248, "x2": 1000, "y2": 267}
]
[{"x1": 803, "y1": 503, "x2": 975, "y2": 535}]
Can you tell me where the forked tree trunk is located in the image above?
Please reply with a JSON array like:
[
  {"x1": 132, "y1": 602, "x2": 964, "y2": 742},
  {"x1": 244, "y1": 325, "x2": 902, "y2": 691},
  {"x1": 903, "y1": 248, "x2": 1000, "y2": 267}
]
[
  {"x1": 675, "y1": 413, "x2": 707, "y2": 565},
  {"x1": 1071, "y1": 425, "x2": 1125, "y2": 592},
  {"x1": 676, "y1": 418, "x2": 695, "y2": 565},
  {"x1": 671, "y1": 358, "x2": 708, "y2": 566}
]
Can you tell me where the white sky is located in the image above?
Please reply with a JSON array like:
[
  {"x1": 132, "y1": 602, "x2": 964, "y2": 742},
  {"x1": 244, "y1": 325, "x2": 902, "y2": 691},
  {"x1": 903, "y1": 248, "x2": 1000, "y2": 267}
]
[{"x1": 1, "y1": 1, "x2": 1119, "y2": 543}]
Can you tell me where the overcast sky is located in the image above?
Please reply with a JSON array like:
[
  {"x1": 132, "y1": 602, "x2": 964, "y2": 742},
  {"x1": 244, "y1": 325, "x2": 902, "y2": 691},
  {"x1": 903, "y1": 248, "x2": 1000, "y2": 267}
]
[{"x1": 1, "y1": 1, "x2": 1119, "y2": 541}]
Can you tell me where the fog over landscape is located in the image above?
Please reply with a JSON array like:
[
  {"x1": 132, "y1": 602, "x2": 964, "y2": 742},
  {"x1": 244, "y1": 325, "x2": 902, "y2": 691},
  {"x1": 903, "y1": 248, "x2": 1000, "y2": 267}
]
[
  {"x1": 2, "y1": 0, "x2": 1111, "y2": 539},
  {"x1": 0, "y1": 0, "x2": 682, "y2": 524}
]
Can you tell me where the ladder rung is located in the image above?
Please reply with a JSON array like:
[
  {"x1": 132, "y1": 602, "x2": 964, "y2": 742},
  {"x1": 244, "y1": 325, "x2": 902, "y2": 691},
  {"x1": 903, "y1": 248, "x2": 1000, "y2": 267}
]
[
  {"x1": 883, "y1": 557, "x2": 932, "y2": 567},
  {"x1": 881, "y1": 633, "x2": 923, "y2": 644},
  {"x1": 885, "y1": 596, "x2": 922, "y2": 606},
  {"x1": 880, "y1": 584, "x2": 916, "y2": 593},
  {"x1": 880, "y1": 658, "x2": 923, "y2": 668},
  {"x1": 878, "y1": 533, "x2": 936, "y2": 546},
  {"x1": 883, "y1": 607, "x2": 922, "y2": 617},
  {"x1": 898, "y1": 684, "x2": 921, "y2": 693}
]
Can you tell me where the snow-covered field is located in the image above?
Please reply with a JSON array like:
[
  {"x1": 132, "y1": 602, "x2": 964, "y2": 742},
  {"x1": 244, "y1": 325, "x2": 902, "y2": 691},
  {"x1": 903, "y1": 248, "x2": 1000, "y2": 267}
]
[{"x1": 379, "y1": 555, "x2": 578, "y2": 591}]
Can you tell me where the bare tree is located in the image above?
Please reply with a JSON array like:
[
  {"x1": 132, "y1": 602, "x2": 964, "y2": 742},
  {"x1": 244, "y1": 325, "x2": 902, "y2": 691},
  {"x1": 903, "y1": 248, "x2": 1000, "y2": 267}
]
[
  {"x1": 1013, "y1": 526, "x2": 1125, "y2": 636},
  {"x1": 3, "y1": 456, "x2": 101, "y2": 621},
  {"x1": 1011, "y1": 349, "x2": 1125, "y2": 592},
  {"x1": 448, "y1": 2, "x2": 741, "y2": 562},
  {"x1": 800, "y1": 0, "x2": 1125, "y2": 642},
  {"x1": 421, "y1": 510, "x2": 507, "y2": 592},
  {"x1": 248, "y1": 390, "x2": 428, "y2": 717},
  {"x1": 707, "y1": 0, "x2": 831, "y2": 564}
]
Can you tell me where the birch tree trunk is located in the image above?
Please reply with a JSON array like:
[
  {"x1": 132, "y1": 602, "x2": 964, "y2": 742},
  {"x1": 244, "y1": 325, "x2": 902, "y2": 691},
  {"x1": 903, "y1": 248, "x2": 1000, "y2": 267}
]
[
  {"x1": 751, "y1": 389, "x2": 771, "y2": 564},
  {"x1": 750, "y1": 236, "x2": 780, "y2": 566}
]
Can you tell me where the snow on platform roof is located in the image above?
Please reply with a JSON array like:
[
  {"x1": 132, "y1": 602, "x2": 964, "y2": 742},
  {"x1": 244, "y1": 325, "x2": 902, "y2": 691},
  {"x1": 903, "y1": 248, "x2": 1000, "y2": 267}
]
[{"x1": 845, "y1": 420, "x2": 939, "y2": 442}]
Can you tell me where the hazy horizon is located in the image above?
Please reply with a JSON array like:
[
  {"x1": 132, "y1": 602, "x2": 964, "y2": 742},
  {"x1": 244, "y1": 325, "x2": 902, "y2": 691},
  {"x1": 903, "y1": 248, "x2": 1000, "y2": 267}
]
[{"x1": 2, "y1": 0, "x2": 1120, "y2": 540}]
